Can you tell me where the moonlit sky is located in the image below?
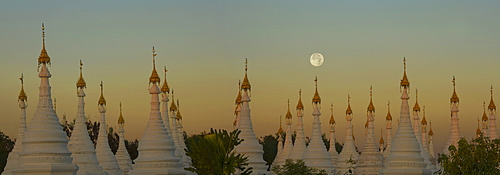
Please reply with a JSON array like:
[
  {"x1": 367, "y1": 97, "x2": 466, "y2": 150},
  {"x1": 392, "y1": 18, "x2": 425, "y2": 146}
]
[{"x1": 1, "y1": 1, "x2": 500, "y2": 155}]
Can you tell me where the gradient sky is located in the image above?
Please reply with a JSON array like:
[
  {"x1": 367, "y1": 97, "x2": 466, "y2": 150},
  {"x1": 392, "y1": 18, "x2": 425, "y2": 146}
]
[{"x1": 1, "y1": 1, "x2": 500, "y2": 155}]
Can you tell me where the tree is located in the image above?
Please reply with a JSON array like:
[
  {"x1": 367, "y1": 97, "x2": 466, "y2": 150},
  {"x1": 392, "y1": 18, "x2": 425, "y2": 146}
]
[
  {"x1": 271, "y1": 159, "x2": 327, "y2": 175},
  {"x1": 185, "y1": 129, "x2": 252, "y2": 175},
  {"x1": 0, "y1": 131, "x2": 15, "y2": 174},
  {"x1": 437, "y1": 135, "x2": 500, "y2": 175},
  {"x1": 259, "y1": 134, "x2": 278, "y2": 170}
]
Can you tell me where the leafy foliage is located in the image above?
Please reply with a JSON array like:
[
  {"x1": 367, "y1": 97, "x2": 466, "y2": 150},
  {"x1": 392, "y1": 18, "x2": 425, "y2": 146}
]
[
  {"x1": 437, "y1": 135, "x2": 500, "y2": 175},
  {"x1": 185, "y1": 128, "x2": 252, "y2": 175},
  {"x1": 0, "y1": 131, "x2": 15, "y2": 174},
  {"x1": 259, "y1": 134, "x2": 278, "y2": 169},
  {"x1": 271, "y1": 159, "x2": 327, "y2": 175}
]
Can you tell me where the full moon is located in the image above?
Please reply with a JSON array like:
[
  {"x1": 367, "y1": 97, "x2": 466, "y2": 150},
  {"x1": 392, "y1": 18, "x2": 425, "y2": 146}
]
[{"x1": 310, "y1": 53, "x2": 324, "y2": 67}]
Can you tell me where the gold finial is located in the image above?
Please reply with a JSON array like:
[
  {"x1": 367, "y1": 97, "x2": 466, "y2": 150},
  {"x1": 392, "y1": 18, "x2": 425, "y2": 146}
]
[
  {"x1": 476, "y1": 118, "x2": 482, "y2": 135},
  {"x1": 118, "y1": 102, "x2": 125, "y2": 124},
  {"x1": 379, "y1": 128, "x2": 384, "y2": 144},
  {"x1": 235, "y1": 80, "x2": 242, "y2": 104},
  {"x1": 400, "y1": 57, "x2": 409, "y2": 87},
  {"x1": 367, "y1": 86, "x2": 375, "y2": 112},
  {"x1": 450, "y1": 76, "x2": 459, "y2": 103},
  {"x1": 421, "y1": 106, "x2": 427, "y2": 125},
  {"x1": 413, "y1": 89, "x2": 421, "y2": 111},
  {"x1": 98, "y1": 81, "x2": 106, "y2": 105},
  {"x1": 329, "y1": 103, "x2": 335, "y2": 124},
  {"x1": 386, "y1": 101, "x2": 392, "y2": 120},
  {"x1": 277, "y1": 115, "x2": 284, "y2": 134},
  {"x1": 18, "y1": 73, "x2": 27, "y2": 101},
  {"x1": 489, "y1": 85, "x2": 496, "y2": 110},
  {"x1": 346, "y1": 94, "x2": 353, "y2": 114},
  {"x1": 170, "y1": 89, "x2": 177, "y2": 111},
  {"x1": 76, "y1": 60, "x2": 86, "y2": 88},
  {"x1": 149, "y1": 47, "x2": 161, "y2": 83},
  {"x1": 176, "y1": 99, "x2": 182, "y2": 120},
  {"x1": 429, "y1": 121, "x2": 434, "y2": 136},
  {"x1": 38, "y1": 23, "x2": 50, "y2": 65},
  {"x1": 241, "y1": 58, "x2": 251, "y2": 91},
  {"x1": 296, "y1": 89, "x2": 304, "y2": 110},
  {"x1": 161, "y1": 66, "x2": 170, "y2": 93},
  {"x1": 285, "y1": 99, "x2": 292, "y2": 119},
  {"x1": 483, "y1": 101, "x2": 489, "y2": 121},
  {"x1": 312, "y1": 76, "x2": 321, "y2": 104}
]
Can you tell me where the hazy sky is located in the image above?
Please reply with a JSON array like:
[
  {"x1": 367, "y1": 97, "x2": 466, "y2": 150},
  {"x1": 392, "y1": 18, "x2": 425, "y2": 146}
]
[{"x1": 1, "y1": 1, "x2": 500, "y2": 155}]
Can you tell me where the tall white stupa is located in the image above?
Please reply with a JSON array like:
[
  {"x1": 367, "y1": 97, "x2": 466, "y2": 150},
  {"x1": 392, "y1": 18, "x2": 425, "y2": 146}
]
[
  {"x1": 67, "y1": 61, "x2": 106, "y2": 175},
  {"x1": 411, "y1": 91, "x2": 432, "y2": 169},
  {"x1": 12, "y1": 24, "x2": 78, "y2": 174},
  {"x1": 383, "y1": 101, "x2": 393, "y2": 158},
  {"x1": 115, "y1": 103, "x2": 133, "y2": 174},
  {"x1": 356, "y1": 87, "x2": 384, "y2": 175},
  {"x1": 161, "y1": 67, "x2": 173, "y2": 141},
  {"x1": 420, "y1": 107, "x2": 428, "y2": 154},
  {"x1": 234, "y1": 58, "x2": 267, "y2": 174},
  {"x1": 336, "y1": 95, "x2": 359, "y2": 174},
  {"x1": 488, "y1": 86, "x2": 497, "y2": 140},
  {"x1": 444, "y1": 76, "x2": 460, "y2": 153},
  {"x1": 302, "y1": 77, "x2": 333, "y2": 172},
  {"x1": 289, "y1": 90, "x2": 306, "y2": 160},
  {"x1": 276, "y1": 116, "x2": 284, "y2": 158},
  {"x1": 95, "y1": 82, "x2": 123, "y2": 175},
  {"x1": 175, "y1": 100, "x2": 193, "y2": 169},
  {"x1": 129, "y1": 47, "x2": 185, "y2": 175},
  {"x1": 273, "y1": 100, "x2": 294, "y2": 165},
  {"x1": 428, "y1": 122, "x2": 436, "y2": 168},
  {"x1": 328, "y1": 104, "x2": 339, "y2": 167},
  {"x1": 482, "y1": 102, "x2": 489, "y2": 137},
  {"x1": 2, "y1": 74, "x2": 28, "y2": 175},
  {"x1": 233, "y1": 81, "x2": 242, "y2": 129},
  {"x1": 379, "y1": 129, "x2": 385, "y2": 154},
  {"x1": 381, "y1": 58, "x2": 430, "y2": 175},
  {"x1": 169, "y1": 90, "x2": 183, "y2": 158}
]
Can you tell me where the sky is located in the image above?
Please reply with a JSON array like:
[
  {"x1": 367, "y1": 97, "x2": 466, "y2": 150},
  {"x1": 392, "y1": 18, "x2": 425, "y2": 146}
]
[{"x1": 1, "y1": 1, "x2": 500, "y2": 155}]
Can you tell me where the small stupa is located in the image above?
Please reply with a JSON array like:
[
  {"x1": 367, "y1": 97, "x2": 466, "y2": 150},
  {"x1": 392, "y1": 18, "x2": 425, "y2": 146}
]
[
  {"x1": 336, "y1": 95, "x2": 359, "y2": 174},
  {"x1": 383, "y1": 101, "x2": 393, "y2": 158},
  {"x1": 115, "y1": 103, "x2": 133, "y2": 174},
  {"x1": 289, "y1": 90, "x2": 307, "y2": 160},
  {"x1": 488, "y1": 86, "x2": 497, "y2": 139},
  {"x1": 328, "y1": 104, "x2": 339, "y2": 167}
]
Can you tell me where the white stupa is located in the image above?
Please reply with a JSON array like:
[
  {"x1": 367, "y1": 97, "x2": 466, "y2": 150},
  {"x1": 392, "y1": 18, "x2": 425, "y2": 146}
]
[
  {"x1": 289, "y1": 90, "x2": 306, "y2": 160},
  {"x1": 67, "y1": 61, "x2": 106, "y2": 175},
  {"x1": 328, "y1": 104, "x2": 339, "y2": 167},
  {"x1": 233, "y1": 81, "x2": 242, "y2": 129},
  {"x1": 336, "y1": 95, "x2": 359, "y2": 174},
  {"x1": 273, "y1": 100, "x2": 294, "y2": 165},
  {"x1": 428, "y1": 122, "x2": 436, "y2": 167},
  {"x1": 2, "y1": 74, "x2": 28, "y2": 175},
  {"x1": 420, "y1": 107, "x2": 428, "y2": 154},
  {"x1": 381, "y1": 58, "x2": 430, "y2": 175},
  {"x1": 234, "y1": 59, "x2": 267, "y2": 174},
  {"x1": 383, "y1": 102, "x2": 393, "y2": 158},
  {"x1": 169, "y1": 90, "x2": 183, "y2": 158},
  {"x1": 115, "y1": 103, "x2": 133, "y2": 174},
  {"x1": 355, "y1": 87, "x2": 384, "y2": 175},
  {"x1": 302, "y1": 77, "x2": 333, "y2": 172},
  {"x1": 379, "y1": 129, "x2": 385, "y2": 154},
  {"x1": 129, "y1": 47, "x2": 185, "y2": 175},
  {"x1": 444, "y1": 76, "x2": 460, "y2": 153},
  {"x1": 12, "y1": 24, "x2": 78, "y2": 175},
  {"x1": 411, "y1": 91, "x2": 432, "y2": 169},
  {"x1": 95, "y1": 82, "x2": 123, "y2": 175},
  {"x1": 482, "y1": 102, "x2": 489, "y2": 137},
  {"x1": 161, "y1": 66, "x2": 174, "y2": 141},
  {"x1": 488, "y1": 86, "x2": 497, "y2": 140},
  {"x1": 276, "y1": 116, "x2": 285, "y2": 158},
  {"x1": 175, "y1": 100, "x2": 193, "y2": 169}
]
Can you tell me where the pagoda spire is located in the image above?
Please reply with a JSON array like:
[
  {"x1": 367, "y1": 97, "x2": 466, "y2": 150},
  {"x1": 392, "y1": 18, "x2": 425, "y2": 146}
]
[
  {"x1": 476, "y1": 119, "x2": 482, "y2": 139},
  {"x1": 274, "y1": 100, "x2": 294, "y2": 165},
  {"x1": 303, "y1": 77, "x2": 333, "y2": 172},
  {"x1": 95, "y1": 82, "x2": 123, "y2": 175},
  {"x1": 379, "y1": 129, "x2": 385, "y2": 154},
  {"x1": 482, "y1": 101, "x2": 489, "y2": 137},
  {"x1": 233, "y1": 80, "x2": 242, "y2": 129},
  {"x1": 3, "y1": 74, "x2": 29, "y2": 174},
  {"x1": 161, "y1": 66, "x2": 174, "y2": 142},
  {"x1": 169, "y1": 89, "x2": 182, "y2": 158},
  {"x1": 129, "y1": 47, "x2": 185, "y2": 174},
  {"x1": 445, "y1": 76, "x2": 461, "y2": 153},
  {"x1": 329, "y1": 103, "x2": 339, "y2": 167},
  {"x1": 421, "y1": 106, "x2": 428, "y2": 152},
  {"x1": 115, "y1": 102, "x2": 133, "y2": 174},
  {"x1": 234, "y1": 58, "x2": 267, "y2": 173},
  {"x1": 428, "y1": 122, "x2": 436, "y2": 168},
  {"x1": 382, "y1": 58, "x2": 430, "y2": 175},
  {"x1": 67, "y1": 61, "x2": 106, "y2": 175},
  {"x1": 488, "y1": 86, "x2": 497, "y2": 139},
  {"x1": 175, "y1": 100, "x2": 192, "y2": 169},
  {"x1": 276, "y1": 116, "x2": 284, "y2": 157},
  {"x1": 412, "y1": 90, "x2": 432, "y2": 169},
  {"x1": 384, "y1": 101, "x2": 393, "y2": 158},
  {"x1": 13, "y1": 24, "x2": 78, "y2": 174},
  {"x1": 337, "y1": 94, "x2": 359, "y2": 174},
  {"x1": 356, "y1": 86, "x2": 384, "y2": 174},
  {"x1": 289, "y1": 89, "x2": 307, "y2": 159}
]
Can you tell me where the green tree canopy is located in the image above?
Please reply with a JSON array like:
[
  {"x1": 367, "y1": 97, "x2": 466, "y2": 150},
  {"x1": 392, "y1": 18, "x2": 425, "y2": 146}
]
[
  {"x1": 437, "y1": 135, "x2": 500, "y2": 175},
  {"x1": 271, "y1": 159, "x2": 327, "y2": 175}
]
